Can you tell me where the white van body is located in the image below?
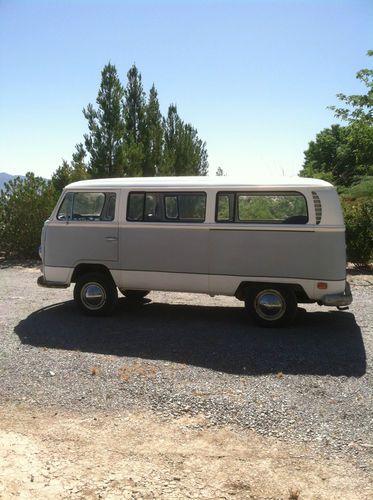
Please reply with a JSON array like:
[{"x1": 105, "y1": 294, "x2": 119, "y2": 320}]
[{"x1": 38, "y1": 176, "x2": 352, "y2": 326}]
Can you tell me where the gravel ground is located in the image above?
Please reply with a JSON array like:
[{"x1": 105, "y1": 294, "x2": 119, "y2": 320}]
[{"x1": 0, "y1": 263, "x2": 372, "y2": 476}]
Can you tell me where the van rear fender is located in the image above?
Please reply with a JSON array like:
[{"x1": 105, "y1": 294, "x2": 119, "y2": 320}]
[
  {"x1": 235, "y1": 281, "x2": 311, "y2": 303},
  {"x1": 71, "y1": 263, "x2": 115, "y2": 285}
]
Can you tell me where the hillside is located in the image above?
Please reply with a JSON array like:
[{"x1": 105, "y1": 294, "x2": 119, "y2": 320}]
[{"x1": 0, "y1": 173, "x2": 25, "y2": 189}]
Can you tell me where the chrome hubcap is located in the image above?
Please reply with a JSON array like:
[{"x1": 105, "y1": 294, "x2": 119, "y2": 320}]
[
  {"x1": 255, "y1": 290, "x2": 286, "y2": 321},
  {"x1": 81, "y1": 282, "x2": 106, "y2": 310}
]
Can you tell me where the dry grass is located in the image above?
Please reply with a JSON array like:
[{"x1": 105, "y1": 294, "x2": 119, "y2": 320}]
[
  {"x1": 118, "y1": 361, "x2": 159, "y2": 382},
  {"x1": 288, "y1": 487, "x2": 301, "y2": 499},
  {"x1": 191, "y1": 390, "x2": 210, "y2": 397},
  {"x1": 227, "y1": 479, "x2": 251, "y2": 492}
]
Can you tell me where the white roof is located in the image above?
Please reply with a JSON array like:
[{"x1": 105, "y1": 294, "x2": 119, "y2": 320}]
[{"x1": 66, "y1": 176, "x2": 334, "y2": 190}]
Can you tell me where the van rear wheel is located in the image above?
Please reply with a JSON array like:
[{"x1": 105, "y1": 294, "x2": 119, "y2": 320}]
[
  {"x1": 74, "y1": 272, "x2": 118, "y2": 316},
  {"x1": 245, "y1": 285, "x2": 297, "y2": 327},
  {"x1": 119, "y1": 289, "x2": 150, "y2": 299}
]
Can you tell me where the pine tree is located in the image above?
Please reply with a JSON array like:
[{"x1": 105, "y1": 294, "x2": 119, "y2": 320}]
[
  {"x1": 160, "y1": 105, "x2": 181, "y2": 175},
  {"x1": 143, "y1": 85, "x2": 163, "y2": 176},
  {"x1": 161, "y1": 104, "x2": 208, "y2": 176},
  {"x1": 83, "y1": 63, "x2": 125, "y2": 178},
  {"x1": 78, "y1": 62, "x2": 209, "y2": 178},
  {"x1": 52, "y1": 160, "x2": 73, "y2": 194},
  {"x1": 178, "y1": 122, "x2": 208, "y2": 176},
  {"x1": 122, "y1": 64, "x2": 146, "y2": 176},
  {"x1": 52, "y1": 144, "x2": 89, "y2": 194}
]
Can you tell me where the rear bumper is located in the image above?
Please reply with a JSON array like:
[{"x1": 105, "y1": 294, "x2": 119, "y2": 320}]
[
  {"x1": 37, "y1": 275, "x2": 69, "y2": 289},
  {"x1": 320, "y1": 281, "x2": 352, "y2": 307}
]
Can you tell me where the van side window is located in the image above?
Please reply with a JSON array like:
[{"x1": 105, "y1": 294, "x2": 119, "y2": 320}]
[
  {"x1": 216, "y1": 193, "x2": 234, "y2": 222},
  {"x1": 127, "y1": 192, "x2": 206, "y2": 222},
  {"x1": 164, "y1": 193, "x2": 206, "y2": 222},
  {"x1": 179, "y1": 194, "x2": 206, "y2": 221},
  {"x1": 238, "y1": 192, "x2": 308, "y2": 223},
  {"x1": 145, "y1": 193, "x2": 163, "y2": 221},
  {"x1": 127, "y1": 193, "x2": 145, "y2": 221},
  {"x1": 216, "y1": 192, "x2": 308, "y2": 224},
  {"x1": 164, "y1": 196, "x2": 178, "y2": 219},
  {"x1": 57, "y1": 192, "x2": 73, "y2": 221},
  {"x1": 72, "y1": 193, "x2": 105, "y2": 221},
  {"x1": 57, "y1": 192, "x2": 115, "y2": 222},
  {"x1": 101, "y1": 194, "x2": 117, "y2": 221}
]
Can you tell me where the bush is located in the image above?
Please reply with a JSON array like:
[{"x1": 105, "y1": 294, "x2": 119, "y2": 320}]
[
  {"x1": 0, "y1": 173, "x2": 57, "y2": 259},
  {"x1": 342, "y1": 198, "x2": 373, "y2": 269},
  {"x1": 340, "y1": 176, "x2": 373, "y2": 200}
]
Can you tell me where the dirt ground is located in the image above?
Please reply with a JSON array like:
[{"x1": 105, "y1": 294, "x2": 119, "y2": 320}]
[
  {"x1": 1, "y1": 264, "x2": 372, "y2": 499},
  {"x1": 0, "y1": 404, "x2": 371, "y2": 500}
]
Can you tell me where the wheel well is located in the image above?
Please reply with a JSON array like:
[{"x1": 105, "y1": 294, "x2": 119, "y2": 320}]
[
  {"x1": 71, "y1": 264, "x2": 114, "y2": 284},
  {"x1": 235, "y1": 281, "x2": 311, "y2": 303}
]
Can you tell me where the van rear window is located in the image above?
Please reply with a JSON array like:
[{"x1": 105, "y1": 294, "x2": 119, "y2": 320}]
[{"x1": 216, "y1": 192, "x2": 308, "y2": 224}]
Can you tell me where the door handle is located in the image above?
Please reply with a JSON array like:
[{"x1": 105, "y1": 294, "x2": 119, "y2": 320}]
[{"x1": 105, "y1": 236, "x2": 118, "y2": 242}]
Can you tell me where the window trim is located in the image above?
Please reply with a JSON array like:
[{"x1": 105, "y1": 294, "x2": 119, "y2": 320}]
[{"x1": 215, "y1": 191, "x2": 309, "y2": 224}]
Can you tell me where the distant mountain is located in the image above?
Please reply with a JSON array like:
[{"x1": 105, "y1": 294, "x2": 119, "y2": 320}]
[{"x1": 0, "y1": 172, "x2": 25, "y2": 190}]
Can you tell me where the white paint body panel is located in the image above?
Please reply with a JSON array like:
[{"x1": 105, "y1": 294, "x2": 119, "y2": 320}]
[
  {"x1": 44, "y1": 266, "x2": 346, "y2": 300},
  {"x1": 111, "y1": 270, "x2": 208, "y2": 294},
  {"x1": 44, "y1": 266, "x2": 72, "y2": 284}
]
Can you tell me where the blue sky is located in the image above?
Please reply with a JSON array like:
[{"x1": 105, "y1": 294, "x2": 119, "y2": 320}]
[{"x1": 0, "y1": 0, "x2": 372, "y2": 178}]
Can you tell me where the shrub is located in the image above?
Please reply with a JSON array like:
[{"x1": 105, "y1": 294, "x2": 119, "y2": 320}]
[
  {"x1": 342, "y1": 198, "x2": 373, "y2": 269},
  {"x1": 0, "y1": 173, "x2": 58, "y2": 259},
  {"x1": 340, "y1": 176, "x2": 373, "y2": 200}
]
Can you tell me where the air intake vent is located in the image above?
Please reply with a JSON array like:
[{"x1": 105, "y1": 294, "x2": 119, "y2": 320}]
[{"x1": 312, "y1": 191, "x2": 322, "y2": 224}]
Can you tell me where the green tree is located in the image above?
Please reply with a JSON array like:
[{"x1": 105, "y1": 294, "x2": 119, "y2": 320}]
[
  {"x1": 329, "y1": 50, "x2": 372, "y2": 125},
  {"x1": 161, "y1": 104, "x2": 208, "y2": 176},
  {"x1": 300, "y1": 51, "x2": 373, "y2": 187},
  {"x1": 300, "y1": 125, "x2": 354, "y2": 185},
  {"x1": 83, "y1": 63, "x2": 125, "y2": 178},
  {"x1": 0, "y1": 173, "x2": 57, "y2": 258},
  {"x1": 178, "y1": 122, "x2": 208, "y2": 175},
  {"x1": 52, "y1": 160, "x2": 72, "y2": 194},
  {"x1": 299, "y1": 123, "x2": 373, "y2": 186},
  {"x1": 78, "y1": 62, "x2": 209, "y2": 178},
  {"x1": 160, "y1": 104, "x2": 180, "y2": 175},
  {"x1": 143, "y1": 84, "x2": 163, "y2": 176},
  {"x1": 122, "y1": 64, "x2": 146, "y2": 176},
  {"x1": 342, "y1": 199, "x2": 373, "y2": 268},
  {"x1": 52, "y1": 143, "x2": 90, "y2": 194},
  {"x1": 216, "y1": 167, "x2": 225, "y2": 176}
]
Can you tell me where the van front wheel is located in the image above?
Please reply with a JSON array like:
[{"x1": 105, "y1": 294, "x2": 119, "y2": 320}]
[
  {"x1": 74, "y1": 272, "x2": 118, "y2": 316},
  {"x1": 245, "y1": 286, "x2": 297, "y2": 327}
]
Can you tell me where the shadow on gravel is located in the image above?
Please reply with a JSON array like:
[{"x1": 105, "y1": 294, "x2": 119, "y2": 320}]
[{"x1": 15, "y1": 298, "x2": 366, "y2": 377}]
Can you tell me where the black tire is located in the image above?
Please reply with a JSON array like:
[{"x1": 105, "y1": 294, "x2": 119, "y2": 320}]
[
  {"x1": 119, "y1": 289, "x2": 150, "y2": 299},
  {"x1": 244, "y1": 285, "x2": 297, "y2": 327},
  {"x1": 74, "y1": 272, "x2": 118, "y2": 316}
]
